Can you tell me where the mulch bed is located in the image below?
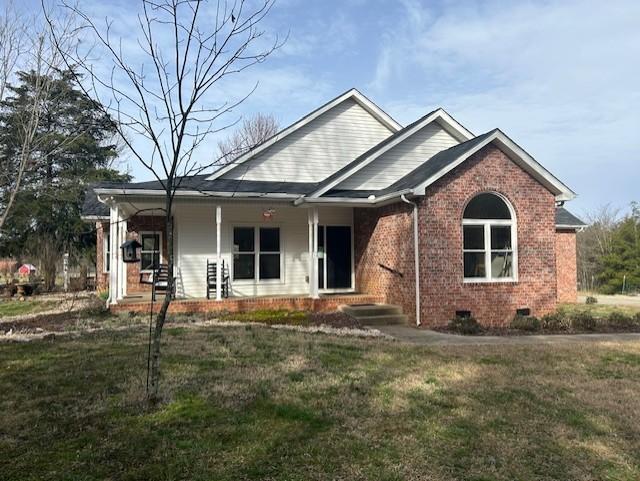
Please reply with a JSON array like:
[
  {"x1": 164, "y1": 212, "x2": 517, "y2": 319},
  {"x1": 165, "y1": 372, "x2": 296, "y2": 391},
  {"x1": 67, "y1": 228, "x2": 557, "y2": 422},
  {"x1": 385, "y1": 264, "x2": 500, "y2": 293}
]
[
  {"x1": 0, "y1": 311, "x2": 84, "y2": 334},
  {"x1": 308, "y1": 311, "x2": 362, "y2": 328}
]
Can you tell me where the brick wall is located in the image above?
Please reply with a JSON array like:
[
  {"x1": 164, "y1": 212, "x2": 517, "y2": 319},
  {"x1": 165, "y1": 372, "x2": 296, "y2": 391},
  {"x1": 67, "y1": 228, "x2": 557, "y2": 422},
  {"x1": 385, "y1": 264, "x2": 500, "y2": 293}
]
[
  {"x1": 555, "y1": 229, "x2": 578, "y2": 303},
  {"x1": 419, "y1": 145, "x2": 558, "y2": 326},
  {"x1": 125, "y1": 216, "x2": 167, "y2": 294},
  {"x1": 95, "y1": 216, "x2": 168, "y2": 294},
  {"x1": 354, "y1": 203, "x2": 417, "y2": 322}
]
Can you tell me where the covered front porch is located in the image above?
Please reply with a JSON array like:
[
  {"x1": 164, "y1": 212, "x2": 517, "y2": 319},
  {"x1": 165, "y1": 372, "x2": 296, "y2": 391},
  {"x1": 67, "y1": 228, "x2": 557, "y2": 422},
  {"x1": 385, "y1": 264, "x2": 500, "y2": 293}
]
[{"x1": 105, "y1": 197, "x2": 359, "y2": 307}]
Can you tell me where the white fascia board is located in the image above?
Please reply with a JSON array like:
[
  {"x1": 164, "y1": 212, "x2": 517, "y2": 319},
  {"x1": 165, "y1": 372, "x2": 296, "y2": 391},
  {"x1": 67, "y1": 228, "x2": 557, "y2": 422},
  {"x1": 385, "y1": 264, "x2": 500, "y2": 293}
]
[
  {"x1": 556, "y1": 224, "x2": 584, "y2": 229},
  {"x1": 295, "y1": 188, "x2": 414, "y2": 207},
  {"x1": 205, "y1": 89, "x2": 402, "y2": 182},
  {"x1": 308, "y1": 109, "x2": 474, "y2": 199},
  {"x1": 80, "y1": 215, "x2": 110, "y2": 221},
  {"x1": 94, "y1": 188, "x2": 301, "y2": 199},
  {"x1": 412, "y1": 131, "x2": 576, "y2": 201}
]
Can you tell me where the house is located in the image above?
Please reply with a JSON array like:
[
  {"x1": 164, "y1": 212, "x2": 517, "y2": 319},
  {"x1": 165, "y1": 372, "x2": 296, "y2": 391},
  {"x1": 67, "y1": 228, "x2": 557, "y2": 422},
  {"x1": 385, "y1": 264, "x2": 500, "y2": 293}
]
[{"x1": 81, "y1": 89, "x2": 586, "y2": 326}]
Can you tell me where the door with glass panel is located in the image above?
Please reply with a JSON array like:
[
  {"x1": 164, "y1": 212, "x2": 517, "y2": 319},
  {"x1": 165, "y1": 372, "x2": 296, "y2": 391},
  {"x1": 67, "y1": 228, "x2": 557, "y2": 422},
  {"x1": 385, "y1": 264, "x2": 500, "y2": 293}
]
[{"x1": 317, "y1": 225, "x2": 352, "y2": 290}]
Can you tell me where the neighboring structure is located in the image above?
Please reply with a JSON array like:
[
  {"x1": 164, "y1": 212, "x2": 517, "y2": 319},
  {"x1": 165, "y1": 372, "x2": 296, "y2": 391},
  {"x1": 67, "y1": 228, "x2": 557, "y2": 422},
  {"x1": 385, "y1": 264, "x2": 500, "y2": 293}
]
[
  {"x1": 18, "y1": 264, "x2": 37, "y2": 276},
  {"x1": 82, "y1": 89, "x2": 586, "y2": 326}
]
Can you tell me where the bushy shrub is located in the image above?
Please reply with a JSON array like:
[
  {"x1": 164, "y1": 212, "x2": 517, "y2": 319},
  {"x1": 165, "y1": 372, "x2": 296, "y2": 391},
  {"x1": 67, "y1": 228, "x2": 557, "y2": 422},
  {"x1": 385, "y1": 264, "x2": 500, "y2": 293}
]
[
  {"x1": 585, "y1": 296, "x2": 598, "y2": 305},
  {"x1": 510, "y1": 314, "x2": 541, "y2": 331},
  {"x1": 541, "y1": 311, "x2": 569, "y2": 331},
  {"x1": 448, "y1": 316, "x2": 481, "y2": 335},
  {"x1": 606, "y1": 311, "x2": 636, "y2": 328},
  {"x1": 569, "y1": 311, "x2": 596, "y2": 331}
]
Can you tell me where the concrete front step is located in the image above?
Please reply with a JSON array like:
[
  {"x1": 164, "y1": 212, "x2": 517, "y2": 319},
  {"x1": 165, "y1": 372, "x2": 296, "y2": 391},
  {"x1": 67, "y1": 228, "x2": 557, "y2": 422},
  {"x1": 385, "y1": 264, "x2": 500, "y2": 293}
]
[{"x1": 340, "y1": 303, "x2": 407, "y2": 325}]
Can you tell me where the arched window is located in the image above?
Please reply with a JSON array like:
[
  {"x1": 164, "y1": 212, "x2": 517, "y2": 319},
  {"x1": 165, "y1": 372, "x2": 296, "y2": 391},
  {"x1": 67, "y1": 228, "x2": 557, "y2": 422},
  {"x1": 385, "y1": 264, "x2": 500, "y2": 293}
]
[{"x1": 463, "y1": 193, "x2": 517, "y2": 281}]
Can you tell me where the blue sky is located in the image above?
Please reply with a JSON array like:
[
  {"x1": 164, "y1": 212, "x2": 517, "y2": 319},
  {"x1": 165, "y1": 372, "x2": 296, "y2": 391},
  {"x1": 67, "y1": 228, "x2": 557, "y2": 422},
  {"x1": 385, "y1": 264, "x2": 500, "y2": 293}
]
[{"x1": 30, "y1": 0, "x2": 640, "y2": 215}]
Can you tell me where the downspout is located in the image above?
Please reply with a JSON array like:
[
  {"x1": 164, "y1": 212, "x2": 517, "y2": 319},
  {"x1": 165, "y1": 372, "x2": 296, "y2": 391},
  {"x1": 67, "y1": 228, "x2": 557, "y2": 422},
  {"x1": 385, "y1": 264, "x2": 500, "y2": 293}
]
[{"x1": 401, "y1": 194, "x2": 421, "y2": 326}]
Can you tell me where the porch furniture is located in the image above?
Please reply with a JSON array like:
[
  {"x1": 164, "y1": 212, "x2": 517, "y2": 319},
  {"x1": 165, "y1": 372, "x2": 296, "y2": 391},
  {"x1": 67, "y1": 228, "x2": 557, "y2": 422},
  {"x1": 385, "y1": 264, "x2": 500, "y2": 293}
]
[
  {"x1": 139, "y1": 263, "x2": 174, "y2": 301},
  {"x1": 207, "y1": 259, "x2": 229, "y2": 299}
]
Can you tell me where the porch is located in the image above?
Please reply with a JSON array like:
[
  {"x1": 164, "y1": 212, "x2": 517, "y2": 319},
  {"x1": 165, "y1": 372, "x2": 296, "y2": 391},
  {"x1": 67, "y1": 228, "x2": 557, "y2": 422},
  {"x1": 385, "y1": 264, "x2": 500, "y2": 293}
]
[
  {"x1": 111, "y1": 292, "x2": 383, "y2": 314},
  {"x1": 105, "y1": 198, "x2": 360, "y2": 306}
]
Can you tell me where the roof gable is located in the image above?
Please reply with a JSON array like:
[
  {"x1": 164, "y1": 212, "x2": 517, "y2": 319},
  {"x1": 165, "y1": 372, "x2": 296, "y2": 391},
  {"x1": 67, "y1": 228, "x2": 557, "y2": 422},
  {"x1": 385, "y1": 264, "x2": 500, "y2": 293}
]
[
  {"x1": 206, "y1": 89, "x2": 401, "y2": 182},
  {"x1": 308, "y1": 108, "x2": 474, "y2": 198}
]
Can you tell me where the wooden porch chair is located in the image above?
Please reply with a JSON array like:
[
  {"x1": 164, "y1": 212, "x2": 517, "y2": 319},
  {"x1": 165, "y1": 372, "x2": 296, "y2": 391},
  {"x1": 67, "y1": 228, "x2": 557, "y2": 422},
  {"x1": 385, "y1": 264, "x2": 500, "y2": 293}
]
[
  {"x1": 140, "y1": 263, "x2": 175, "y2": 301},
  {"x1": 207, "y1": 259, "x2": 229, "y2": 299}
]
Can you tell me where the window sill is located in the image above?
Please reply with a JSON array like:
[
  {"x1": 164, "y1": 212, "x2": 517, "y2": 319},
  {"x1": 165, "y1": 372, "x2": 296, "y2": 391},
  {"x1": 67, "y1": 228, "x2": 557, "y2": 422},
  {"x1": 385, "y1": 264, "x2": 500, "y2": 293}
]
[{"x1": 463, "y1": 278, "x2": 518, "y2": 285}]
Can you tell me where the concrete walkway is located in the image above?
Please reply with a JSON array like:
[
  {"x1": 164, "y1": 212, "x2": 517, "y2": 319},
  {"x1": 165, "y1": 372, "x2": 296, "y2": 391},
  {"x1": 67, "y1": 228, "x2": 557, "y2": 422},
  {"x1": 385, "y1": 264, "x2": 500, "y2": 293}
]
[{"x1": 374, "y1": 324, "x2": 640, "y2": 346}]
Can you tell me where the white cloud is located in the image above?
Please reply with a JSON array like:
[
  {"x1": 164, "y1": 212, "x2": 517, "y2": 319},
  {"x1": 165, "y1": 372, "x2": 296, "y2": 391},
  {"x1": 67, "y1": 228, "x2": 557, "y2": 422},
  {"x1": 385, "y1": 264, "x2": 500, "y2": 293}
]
[{"x1": 370, "y1": 0, "x2": 640, "y2": 212}]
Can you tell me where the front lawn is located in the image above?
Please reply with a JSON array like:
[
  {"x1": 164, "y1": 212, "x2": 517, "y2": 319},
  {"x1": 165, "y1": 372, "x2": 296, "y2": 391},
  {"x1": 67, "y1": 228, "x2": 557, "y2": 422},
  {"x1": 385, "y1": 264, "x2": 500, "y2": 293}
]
[
  {"x1": 1, "y1": 325, "x2": 639, "y2": 480},
  {"x1": 0, "y1": 299, "x2": 58, "y2": 317}
]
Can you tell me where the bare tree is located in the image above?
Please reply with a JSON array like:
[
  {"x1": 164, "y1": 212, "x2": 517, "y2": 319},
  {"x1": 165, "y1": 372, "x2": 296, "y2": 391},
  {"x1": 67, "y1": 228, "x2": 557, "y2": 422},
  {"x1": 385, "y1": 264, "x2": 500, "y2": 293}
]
[
  {"x1": 577, "y1": 204, "x2": 620, "y2": 291},
  {"x1": 217, "y1": 112, "x2": 278, "y2": 163},
  {"x1": 46, "y1": 0, "x2": 280, "y2": 402},
  {"x1": 0, "y1": 5, "x2": 79, "y2": 232}
]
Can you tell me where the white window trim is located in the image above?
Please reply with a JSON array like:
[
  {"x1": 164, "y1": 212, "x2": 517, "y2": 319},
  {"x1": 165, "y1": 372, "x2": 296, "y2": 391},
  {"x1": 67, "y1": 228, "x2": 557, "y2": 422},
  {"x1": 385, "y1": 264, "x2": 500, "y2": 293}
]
[
  {"x1": 139, "y1": 231, "x2": 163, "y2": 273},
  {"x1": 462, "y1": 194, "x2": 518, "y2": 284},
  {"x1": 231, "y1": 225, "x2": 284, "y2": 285},
  {"x1": 103, "y1": 231, "x2": 111, "y2": 273}
]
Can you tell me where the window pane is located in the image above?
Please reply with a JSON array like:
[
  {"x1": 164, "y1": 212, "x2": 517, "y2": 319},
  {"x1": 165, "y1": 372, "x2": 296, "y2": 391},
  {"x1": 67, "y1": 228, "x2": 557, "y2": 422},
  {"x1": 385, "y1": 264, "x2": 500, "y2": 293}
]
[
  {"x1": 491, "y1": 226, "x2": 512, "y2": 250},
  {"x1": 491, "y1": 252, "x2": 513, "y2": 278},
  {"x1": 142, "y1": 234, "x2": 159, "y2": 251},
  {"x1": 464, "y1": 252, "x2": 486, "y2": 278},
  {"x1": 233, "y1": 227, "x2": 254, "y2": 252},
  {"x1": 141, "y1": 253, "x2": 155, "y2": 271},
  {"x1": 463, "y1": 225, "x2": 484, "y2": 250},
  {"x1": 259, "y1": 254, "x2": 280, "y2": 279},
  {"x1": 260, "y1": 227, "x2": 280, "y2": 252},
  {"x1": 233, "y1": 253, "x2": 255, "y2": 279},
  {"x1": 464, "y1": 193, "x2": 511, "y2": 219}
]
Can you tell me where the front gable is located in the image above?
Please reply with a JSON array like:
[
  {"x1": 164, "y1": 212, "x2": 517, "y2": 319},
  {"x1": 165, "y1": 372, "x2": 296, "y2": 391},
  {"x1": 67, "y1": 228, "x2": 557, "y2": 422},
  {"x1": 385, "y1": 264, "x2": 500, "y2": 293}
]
[{"x1": 207, "y1": 89, "x2": 400, "y2": 184}]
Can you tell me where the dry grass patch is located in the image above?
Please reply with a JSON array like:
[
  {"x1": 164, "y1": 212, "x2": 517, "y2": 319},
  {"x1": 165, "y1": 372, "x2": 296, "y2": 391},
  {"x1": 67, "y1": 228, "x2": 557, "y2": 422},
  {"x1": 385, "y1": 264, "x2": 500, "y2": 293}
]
[{"x1": 0, "y1": 324, "x2": 639, "y2": 480}]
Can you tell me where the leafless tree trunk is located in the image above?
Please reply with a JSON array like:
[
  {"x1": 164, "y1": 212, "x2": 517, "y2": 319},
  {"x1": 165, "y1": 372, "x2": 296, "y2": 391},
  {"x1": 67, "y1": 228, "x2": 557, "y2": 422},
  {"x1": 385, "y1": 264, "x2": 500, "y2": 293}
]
[
  {"x1": 46, "y1": 0, "x2": 281, "y2": 403},
  {"x1": 577, "y1": 204, "x2": 620, "y2": 291},
  {"x1": 217, "y1": 112, "x2": 278, "y2": 163}
]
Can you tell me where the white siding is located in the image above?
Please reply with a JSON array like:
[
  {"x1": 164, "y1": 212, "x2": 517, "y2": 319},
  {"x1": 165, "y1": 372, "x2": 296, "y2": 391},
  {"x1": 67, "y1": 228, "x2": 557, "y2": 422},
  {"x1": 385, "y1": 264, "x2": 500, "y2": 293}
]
[
  {"x1": 336, "y1": 121, "x2": 459, "y2": 190},
  {"x1": 174, "y1": 201, "x2": 352, "y2": 298},
  {"x1": 222, "y1": 98, "x2": 393, "y2": 183}
]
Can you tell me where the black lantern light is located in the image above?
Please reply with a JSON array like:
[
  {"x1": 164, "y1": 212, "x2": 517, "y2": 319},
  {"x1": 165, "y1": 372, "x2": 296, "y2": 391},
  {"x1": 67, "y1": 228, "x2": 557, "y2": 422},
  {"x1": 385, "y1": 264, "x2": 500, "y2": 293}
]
[{"x1": 120, "y1": 239, "x2": 142, "y2": 263}]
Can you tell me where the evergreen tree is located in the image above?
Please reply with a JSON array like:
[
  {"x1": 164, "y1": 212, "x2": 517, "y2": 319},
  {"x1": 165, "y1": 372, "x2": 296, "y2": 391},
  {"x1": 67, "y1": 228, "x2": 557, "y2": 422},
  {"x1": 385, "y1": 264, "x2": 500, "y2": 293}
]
[{"x1": 0, "y1": 69, "x2": 127, "y2": 289}]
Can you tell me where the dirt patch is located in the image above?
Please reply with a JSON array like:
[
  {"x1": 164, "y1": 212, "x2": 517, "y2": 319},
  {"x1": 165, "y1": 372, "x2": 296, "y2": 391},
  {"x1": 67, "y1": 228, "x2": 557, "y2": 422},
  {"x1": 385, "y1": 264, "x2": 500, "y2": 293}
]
[{"x1": 308, "y1": 311, "x2": 361, "y2": 328}]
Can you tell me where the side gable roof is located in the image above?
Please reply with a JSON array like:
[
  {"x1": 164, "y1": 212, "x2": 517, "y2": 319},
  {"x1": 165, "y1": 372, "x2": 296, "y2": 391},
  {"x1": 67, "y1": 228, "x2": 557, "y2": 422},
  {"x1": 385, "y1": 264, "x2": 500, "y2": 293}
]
[
  {"x1": 205, "y1": 88, "x2": 402, "y2": 181},
  {"x1": 307, "y1": 108, "x2": 474, "y2": 198}
]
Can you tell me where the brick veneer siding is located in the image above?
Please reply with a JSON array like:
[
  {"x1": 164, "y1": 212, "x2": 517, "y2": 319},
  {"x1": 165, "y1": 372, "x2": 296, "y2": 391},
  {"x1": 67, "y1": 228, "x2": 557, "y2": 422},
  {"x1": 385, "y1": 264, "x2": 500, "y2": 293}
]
[
  {"x1": 96, "y1": 216, "x2": 167, "y2": 294},
  {"x1": 354, "y1": 203, "x2": 417, "y2": 322},
  {"x1": 111, "y1": 294, "x2": 383, "y2": 314},
  {"x1": 96, "y1": 221, "x2": 109, "y2": 292},
  {"x1": 418, "y1": 145, "x2": 558, "y2": 326},
  {"x1": 125, "y1": 216, "x2": 167, "y2": 294},
  {"x1": 555, "y1": 229, "x2": 578, "y2": 303}
]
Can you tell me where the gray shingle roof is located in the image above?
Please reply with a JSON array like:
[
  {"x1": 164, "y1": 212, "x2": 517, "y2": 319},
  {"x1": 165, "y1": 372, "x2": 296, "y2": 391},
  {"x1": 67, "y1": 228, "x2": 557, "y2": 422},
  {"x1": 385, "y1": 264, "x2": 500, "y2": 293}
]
[
  {"x1": 81, "y1": 183, "x2": 110, "y2": 218},
  {"x1": 556, "y1": 207, "x2": 586, "y2": 228}
]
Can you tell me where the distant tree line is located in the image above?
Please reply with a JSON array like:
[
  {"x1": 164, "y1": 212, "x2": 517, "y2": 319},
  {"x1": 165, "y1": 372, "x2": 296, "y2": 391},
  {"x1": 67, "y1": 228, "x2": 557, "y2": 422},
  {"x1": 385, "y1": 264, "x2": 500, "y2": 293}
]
[{"x1": 577, "y1": 202, "x2": 640, "y2": 294}]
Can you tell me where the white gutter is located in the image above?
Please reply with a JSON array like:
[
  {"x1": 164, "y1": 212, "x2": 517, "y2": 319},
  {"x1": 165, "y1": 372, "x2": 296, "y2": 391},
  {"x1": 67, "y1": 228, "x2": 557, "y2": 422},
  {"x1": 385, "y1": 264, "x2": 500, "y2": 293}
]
[
  {"x1": 401, "y1": 194, "x2": 421, "y2": 327},
  {"x1": 294, "y1": 189, "x2": 414, "y2": 206},
  {"x1": 94, "y1": 188, "x2": 301, "y2": 199}
]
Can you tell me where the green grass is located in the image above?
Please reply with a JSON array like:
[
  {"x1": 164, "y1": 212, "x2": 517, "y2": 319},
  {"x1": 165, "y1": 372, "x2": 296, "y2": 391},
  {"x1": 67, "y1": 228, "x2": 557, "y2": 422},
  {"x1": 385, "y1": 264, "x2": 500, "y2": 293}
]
[
  {"x1": 1, "y1": 325, "x2": 640, "y2": 480},
  {"x1": 0, "y1": 299, "x2": 57, "y2": 317},
  {"x1": 218, "y1": 309, "x2": 311, "y2": 325}
]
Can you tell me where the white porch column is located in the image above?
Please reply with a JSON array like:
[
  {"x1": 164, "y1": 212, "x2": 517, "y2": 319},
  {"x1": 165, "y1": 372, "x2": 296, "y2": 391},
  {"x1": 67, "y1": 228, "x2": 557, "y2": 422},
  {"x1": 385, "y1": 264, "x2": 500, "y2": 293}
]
[
  {"x1": 108, "y1": 204, "x2": 118, "y2": 305},
  {"x1": 307, "y1": 209, "x2": 314, "y2": 297},
  {"x1": 119, "y1": 214, "x2": 128, "y2": 299},
  {"x1": 215, "y1": 205, "x2": 222, "y2": 301},
  {"x1": 312, "y1": 207, "x2": 319, "y2": 299}
]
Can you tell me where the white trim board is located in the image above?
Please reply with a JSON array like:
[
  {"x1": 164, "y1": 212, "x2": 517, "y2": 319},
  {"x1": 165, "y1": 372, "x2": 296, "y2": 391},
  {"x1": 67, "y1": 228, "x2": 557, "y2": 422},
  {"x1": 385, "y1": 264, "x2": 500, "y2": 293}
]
[
  {"x1": 205, "y1": 89, "x2": 402, "y2": 181},
  {"x1": 412, "y1": 130, "x2": 576, "y2": 202}
]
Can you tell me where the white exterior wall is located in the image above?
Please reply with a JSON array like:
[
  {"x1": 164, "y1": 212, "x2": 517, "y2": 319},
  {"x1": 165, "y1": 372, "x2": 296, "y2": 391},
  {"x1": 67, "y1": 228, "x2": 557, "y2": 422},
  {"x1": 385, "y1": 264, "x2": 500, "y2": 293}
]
[
  {"x1": 222, "y1": 98, "x2": 393, "y2": 183},
  {"x1": 336, "y1": 121, "x2": 459, "y2": 190},
  {"x1": 173, "y1": 201, "x2": 352, "y2": 298}
]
